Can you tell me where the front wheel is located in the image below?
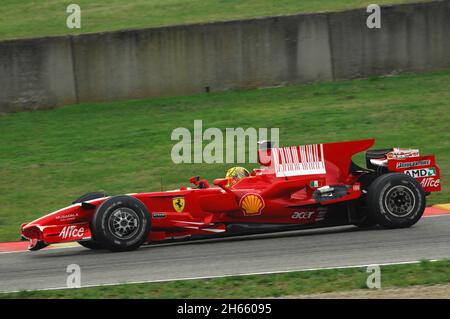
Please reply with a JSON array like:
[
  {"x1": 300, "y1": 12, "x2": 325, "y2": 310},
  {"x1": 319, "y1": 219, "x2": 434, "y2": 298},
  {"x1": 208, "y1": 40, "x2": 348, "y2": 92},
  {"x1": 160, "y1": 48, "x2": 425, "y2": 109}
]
[
  {"x1": 91, "y1": 195, "x2": 151, "y2": 252},
  {"x1": 72, "y1": 192, "x2": 107, "y2": 204},
  {"x1": 366, "y1": 173, "x2": 425, "y2": 228}
]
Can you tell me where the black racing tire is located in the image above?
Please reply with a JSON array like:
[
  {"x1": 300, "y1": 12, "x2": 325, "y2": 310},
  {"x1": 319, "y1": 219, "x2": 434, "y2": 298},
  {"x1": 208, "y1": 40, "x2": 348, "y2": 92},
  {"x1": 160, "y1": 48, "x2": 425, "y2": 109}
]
[
  {"x1": 73, "y1": 193, "x2": 107, "y2": 250},
  {"x1": 353, "y1": 172, "x2": 380, "y2": 227},
  {"x1": 78, "y1": 240, "x2": 105, "y2": 250},
  {"x1": 353, "y1": 216, "x2": 378, "y2": 228},
  {"x1": 73, "y1": 192, "x2": 107, "y2": 204},
  {"x1": 366, "y1": 173, "x2": 425, "y2": 229},
  {"x1": 91, "y1": 195, "x2": 151, "y2": 252}
]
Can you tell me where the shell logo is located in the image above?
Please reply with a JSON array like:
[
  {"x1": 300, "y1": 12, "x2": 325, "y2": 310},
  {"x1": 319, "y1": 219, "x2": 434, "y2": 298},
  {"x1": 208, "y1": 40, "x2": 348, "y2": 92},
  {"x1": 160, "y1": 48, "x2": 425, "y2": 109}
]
[{"x1": 239, "y1": 193, "x2": 265, "y2": 216}]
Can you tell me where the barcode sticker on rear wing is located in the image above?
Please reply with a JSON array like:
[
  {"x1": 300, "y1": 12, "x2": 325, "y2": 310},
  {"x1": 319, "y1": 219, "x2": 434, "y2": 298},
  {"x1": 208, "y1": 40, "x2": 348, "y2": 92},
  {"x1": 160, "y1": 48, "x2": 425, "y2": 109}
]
[{"x1": 272, "y1": 144, "x2": 326, "y2": 177}]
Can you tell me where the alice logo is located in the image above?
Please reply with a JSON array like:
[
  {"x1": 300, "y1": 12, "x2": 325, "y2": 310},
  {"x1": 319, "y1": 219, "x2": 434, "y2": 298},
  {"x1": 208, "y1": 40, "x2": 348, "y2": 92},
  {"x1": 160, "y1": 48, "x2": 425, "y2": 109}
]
[{"x1": 59, "y1": 225, "x2": 84, "y2": 239}]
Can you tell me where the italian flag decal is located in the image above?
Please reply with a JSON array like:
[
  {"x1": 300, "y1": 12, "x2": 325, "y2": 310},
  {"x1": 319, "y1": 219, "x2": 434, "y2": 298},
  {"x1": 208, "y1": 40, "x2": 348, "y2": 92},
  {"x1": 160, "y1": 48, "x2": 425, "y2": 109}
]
[{"x1": 310, "y1": 180, "x2": 319, "y2": 188}]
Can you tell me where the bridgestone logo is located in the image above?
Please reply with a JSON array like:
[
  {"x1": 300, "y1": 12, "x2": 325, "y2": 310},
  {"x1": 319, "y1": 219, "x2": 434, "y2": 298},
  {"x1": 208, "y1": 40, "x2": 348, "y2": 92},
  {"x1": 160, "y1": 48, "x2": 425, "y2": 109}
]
[{"x1": 396, "y1": 160, "x2": 430, "y2": 169}]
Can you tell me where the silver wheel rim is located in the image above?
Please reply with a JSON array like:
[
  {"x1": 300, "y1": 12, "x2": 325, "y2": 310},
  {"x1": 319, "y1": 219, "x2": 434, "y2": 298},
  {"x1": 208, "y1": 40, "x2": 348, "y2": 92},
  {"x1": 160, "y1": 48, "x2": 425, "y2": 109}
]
[
  {"x1": 384, "y1": 185, "x2": 415, "y2": 217},
  {"x1": 108, "y1": 207, "x2": 139, "y2": 240}
]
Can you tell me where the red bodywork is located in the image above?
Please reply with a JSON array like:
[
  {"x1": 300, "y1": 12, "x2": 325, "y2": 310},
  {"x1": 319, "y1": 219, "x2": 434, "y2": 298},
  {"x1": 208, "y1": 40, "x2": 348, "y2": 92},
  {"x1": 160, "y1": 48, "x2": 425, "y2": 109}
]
[{"x1": 21, "y1": 138, "x2": 441, "y2": 250}]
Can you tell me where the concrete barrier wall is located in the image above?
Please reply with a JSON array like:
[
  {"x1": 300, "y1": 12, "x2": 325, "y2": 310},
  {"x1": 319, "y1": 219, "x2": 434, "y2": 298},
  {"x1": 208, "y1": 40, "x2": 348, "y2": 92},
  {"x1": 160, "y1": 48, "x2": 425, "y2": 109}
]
[
  {"x1": 0, "y1": 37, "x2": 76, "y2": 112},
  {"x1": 329, "y1": 1, "x2": 450, "y2": 79},
  {"x1": 71, "y1": 14, "x2": 332, "y2": 102},
  {"x1": 1, "y1": 1, "x2": 449, "y2": 112}
]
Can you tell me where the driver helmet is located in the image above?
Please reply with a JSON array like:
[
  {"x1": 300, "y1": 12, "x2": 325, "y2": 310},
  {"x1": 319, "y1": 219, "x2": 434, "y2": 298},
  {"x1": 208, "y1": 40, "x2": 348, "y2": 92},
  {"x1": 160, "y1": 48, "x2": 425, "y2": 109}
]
[{"x1": 225, "y1": 167, "x2": 250, "y2": 187}]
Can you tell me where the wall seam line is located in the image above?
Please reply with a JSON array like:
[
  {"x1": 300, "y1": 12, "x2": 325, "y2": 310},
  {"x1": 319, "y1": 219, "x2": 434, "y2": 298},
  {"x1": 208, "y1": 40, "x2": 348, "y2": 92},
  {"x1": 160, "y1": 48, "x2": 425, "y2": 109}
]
[
  {"x1": 325, "y1": 13, "x2": 336, "y2": 81},
  {"x1": 69, "y1": 35, "x2": 80, "y2": 104}
]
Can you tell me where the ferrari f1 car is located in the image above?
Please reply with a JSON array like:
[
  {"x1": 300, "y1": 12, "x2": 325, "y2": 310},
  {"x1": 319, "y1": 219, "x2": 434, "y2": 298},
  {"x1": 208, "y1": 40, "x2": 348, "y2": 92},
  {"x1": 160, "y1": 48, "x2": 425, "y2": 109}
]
[{"x1": 21, "y1": 138, "x2": 441, "y2": 252}]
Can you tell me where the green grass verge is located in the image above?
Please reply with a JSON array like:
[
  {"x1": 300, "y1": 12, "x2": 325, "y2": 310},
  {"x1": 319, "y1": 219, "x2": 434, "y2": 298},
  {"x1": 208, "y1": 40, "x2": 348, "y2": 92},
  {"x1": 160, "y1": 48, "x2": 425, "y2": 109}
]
[
  {"x1": 0, "y1": 69, "x2": 449, "y2": 242},
  {"x1": 1, "y1": 260, "x2": 449, "y2": 298},
  {"x1": 1, "y1": 0, "x2": 430, "y2": 40}
]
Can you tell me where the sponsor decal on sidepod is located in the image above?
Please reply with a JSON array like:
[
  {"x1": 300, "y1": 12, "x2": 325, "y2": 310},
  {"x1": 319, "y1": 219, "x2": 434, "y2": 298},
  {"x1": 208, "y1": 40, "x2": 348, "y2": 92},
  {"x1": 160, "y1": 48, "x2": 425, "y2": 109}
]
[
  {"x1": 420, "y1": 178, "x2": 440, "y2": 188},
  {"x1": 59, "y1": 225, "x2": 85, "y2": 240},
  {"x1": 291, "y1": 211, "x2": 314, "y2": 220}
]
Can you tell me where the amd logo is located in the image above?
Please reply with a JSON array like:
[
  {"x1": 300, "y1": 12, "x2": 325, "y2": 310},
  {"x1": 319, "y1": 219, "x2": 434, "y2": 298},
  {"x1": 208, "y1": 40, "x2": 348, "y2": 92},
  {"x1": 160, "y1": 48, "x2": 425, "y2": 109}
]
[{"x1": 404, "y1": 167, "x2": 436, "y2": 178}]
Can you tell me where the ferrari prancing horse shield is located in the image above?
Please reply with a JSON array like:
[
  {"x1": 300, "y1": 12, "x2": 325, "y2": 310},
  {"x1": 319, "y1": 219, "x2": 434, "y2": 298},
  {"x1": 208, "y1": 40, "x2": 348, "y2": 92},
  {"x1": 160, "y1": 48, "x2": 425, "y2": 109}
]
[{"x1": 172, "y1": 197, "x2": 185, "y2": 212}]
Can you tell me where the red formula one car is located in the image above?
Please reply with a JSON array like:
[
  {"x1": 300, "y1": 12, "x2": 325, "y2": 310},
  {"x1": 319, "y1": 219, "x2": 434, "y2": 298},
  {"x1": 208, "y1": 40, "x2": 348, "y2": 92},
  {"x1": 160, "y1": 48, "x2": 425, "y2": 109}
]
[{"x1": 21, "y1": 138, "x2": 441, "y2": 252}]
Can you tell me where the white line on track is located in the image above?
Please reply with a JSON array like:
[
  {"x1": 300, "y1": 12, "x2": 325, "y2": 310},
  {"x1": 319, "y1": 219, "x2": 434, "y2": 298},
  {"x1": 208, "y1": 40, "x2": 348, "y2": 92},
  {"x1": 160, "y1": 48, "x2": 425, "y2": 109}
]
[
  {"x1": 0, "y1": 259, "x2": 444, "y2": 294},
  {"x1": 0, "y1": 244, "x2": 80, "y2": 255}
]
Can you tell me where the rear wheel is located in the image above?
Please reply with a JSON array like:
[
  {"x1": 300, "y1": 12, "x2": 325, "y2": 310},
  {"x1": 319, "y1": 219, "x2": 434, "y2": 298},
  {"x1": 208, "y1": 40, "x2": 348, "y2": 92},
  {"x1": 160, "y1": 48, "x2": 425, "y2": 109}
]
[
  {"x1": 353, "y1": 172, "x2": 380, "y2": 227},
  {"x1": 353, "y1": 216, "x2": 377, "y2": 228},
  {"x1": 91, "y1": 195, "x2": 151, "y2": 252},
  {"x1": 365, "y1": 148, "x2": 391, "y2": 170},
  {"x1": 366, "y1": 173, "x2": 425, "y2": 228}
]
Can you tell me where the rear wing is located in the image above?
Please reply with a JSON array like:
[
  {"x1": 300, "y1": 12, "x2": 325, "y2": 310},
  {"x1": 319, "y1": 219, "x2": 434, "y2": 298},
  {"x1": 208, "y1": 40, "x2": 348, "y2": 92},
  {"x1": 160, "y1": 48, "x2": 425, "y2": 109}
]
[
  {"x1": 258, "y1": 138, "x2": 374, "y2": 182},
  {"x1": 388, "y1": 155, "x2": 441, "y2": 192}
]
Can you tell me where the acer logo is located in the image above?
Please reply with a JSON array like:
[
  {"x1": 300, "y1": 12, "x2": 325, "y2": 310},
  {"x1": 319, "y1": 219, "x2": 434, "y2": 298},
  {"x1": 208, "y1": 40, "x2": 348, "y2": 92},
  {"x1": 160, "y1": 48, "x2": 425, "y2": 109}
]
[
  {"x1": 59, "y1": 225, "x2": 85, "y2": 239},
  {"x1": 292, "y1": 211, "x2": 314, "y2": 220}
]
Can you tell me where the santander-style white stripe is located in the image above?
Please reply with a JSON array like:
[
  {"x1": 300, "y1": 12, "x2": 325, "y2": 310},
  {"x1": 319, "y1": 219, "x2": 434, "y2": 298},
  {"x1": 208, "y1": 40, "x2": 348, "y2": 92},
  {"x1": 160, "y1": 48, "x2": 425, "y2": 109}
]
[
  {"x1": 202, "y1": 228, "x2": 226, "y2": 233},
  {"x1": 173, "y1": 221, "x2": 205, "y2": 225}
]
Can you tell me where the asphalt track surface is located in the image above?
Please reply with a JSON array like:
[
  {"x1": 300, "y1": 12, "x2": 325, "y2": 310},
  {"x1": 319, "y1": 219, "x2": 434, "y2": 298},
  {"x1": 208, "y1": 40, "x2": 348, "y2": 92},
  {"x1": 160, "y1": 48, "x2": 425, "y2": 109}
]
[{"x1": 1, "y1": 215, "x2": 450, "y2": 293}]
